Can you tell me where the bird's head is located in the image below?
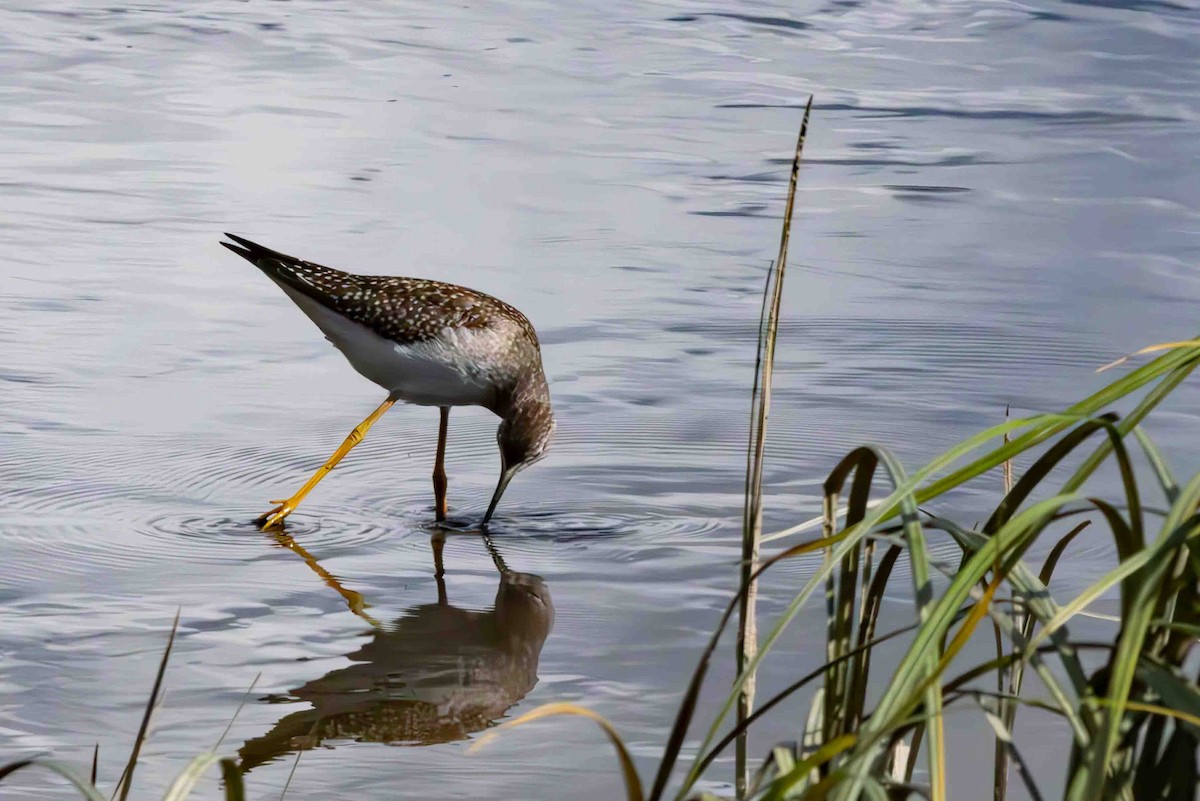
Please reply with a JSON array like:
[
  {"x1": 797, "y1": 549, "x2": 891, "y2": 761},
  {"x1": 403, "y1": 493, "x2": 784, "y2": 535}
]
[{"x1": 483, "y1": 391, "x2": 554, "y2": 527}]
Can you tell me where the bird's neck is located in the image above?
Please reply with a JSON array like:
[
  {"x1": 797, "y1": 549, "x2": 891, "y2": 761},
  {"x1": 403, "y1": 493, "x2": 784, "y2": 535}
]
[{"x1": 492, "y1": 368, "x2": 550, "y2": 419}]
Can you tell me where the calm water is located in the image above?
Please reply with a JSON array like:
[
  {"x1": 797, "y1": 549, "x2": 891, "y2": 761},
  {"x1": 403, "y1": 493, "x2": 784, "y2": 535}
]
[{"x1": 2, "y1": 1, "x2": 1198, "y2": 799}]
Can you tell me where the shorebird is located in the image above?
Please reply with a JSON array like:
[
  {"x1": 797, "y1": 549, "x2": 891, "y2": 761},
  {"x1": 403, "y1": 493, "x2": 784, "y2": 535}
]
[{"x1": 221, "y1": 234, "x2": 554, "y2": 530}]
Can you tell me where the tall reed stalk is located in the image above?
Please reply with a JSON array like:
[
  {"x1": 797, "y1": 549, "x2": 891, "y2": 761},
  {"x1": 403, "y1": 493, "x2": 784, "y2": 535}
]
[{"x1": 736, "y1": 97, "x2": 814, "y2": 797}]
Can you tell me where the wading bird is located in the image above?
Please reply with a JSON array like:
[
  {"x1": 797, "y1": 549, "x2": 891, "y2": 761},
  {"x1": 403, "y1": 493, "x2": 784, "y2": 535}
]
[{"x1": 221, "y1": 234, "x2": 554, "y2": 529}]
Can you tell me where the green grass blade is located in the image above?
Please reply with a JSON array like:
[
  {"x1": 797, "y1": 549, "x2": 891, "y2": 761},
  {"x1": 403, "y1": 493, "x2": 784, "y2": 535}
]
[
  {"x1": 982, "y1": 413, "x2": 1118, "y2": 534},
  {"x1": 162, "y1": 753, "x2": 224, "y2": 801},
  {"x1": 930, "y1": 513, "x2": 1091, "y2": 744},
  {"x1": 0, "y1": 759, "x2": 108, "y2": 801},
  {"x1": 839, "y1": 494, "x2": 1083, "y2": 798},
  {"x1": 1137, "y1": 660, "x2": 1200, "y2": 732},
  {"x1": 870, "y1": 448, "x2": 944, "y2": 801},
  {"x1": 671, "y1": 344, "x2": 1200, "y2": 800},
  {"x1": 1038, "y1": 522, "x2": 1091, "y2": 586},
  {"x1": 471, "y1": 702, "x2": 644, "y2": 801},
  {"x1": 995, "y1": 518, "x2": 1093, "y2": 789},
  {"x1": 849, "y1": 545, "x2": 902, "y2": 730},
  {"x1": 1030, "y1": 515, "x2": 1200, "y2": 654},
  {"x1": 692, "y1": 611, "x2": 937, "y2": 779},
  {"x1": 921, "y1": 344, "x2": 1200, "y2": 503},
  {"x1": 1132, "y1": 427, "x2": 1179, "y2": 503},
  {"x1": 1060, "y1": 356, "x2": 1200, "y2": 497},
  {"x1": 1080, "y1": 532, "x2": 1200, "y2": 796},
  {"x1": 977, "y1": 700, "x2": 1047, "y2": 801},
  {"x1": 677, "y1": 415, "x2": 1081, "y2": 798},
  {"x1": 823, "y1": 448, "x2": 879, "y2": 746},
  {"x1": 767, "y1": 410, "x2": 1123, "y2": 547},
  {"x1": 760, "y1": 734, "x2": 857, "y2": 801}
]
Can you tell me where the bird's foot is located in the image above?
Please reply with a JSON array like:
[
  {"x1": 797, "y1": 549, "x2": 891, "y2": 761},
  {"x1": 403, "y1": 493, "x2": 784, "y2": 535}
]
[{"x1": 256, "y1": 498, "x2": 295, "y2": 530}]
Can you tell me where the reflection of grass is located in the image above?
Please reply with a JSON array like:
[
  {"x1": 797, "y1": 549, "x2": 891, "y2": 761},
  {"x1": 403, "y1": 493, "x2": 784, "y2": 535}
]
[
  {"x1": 5, "y1": 112, "x2": 1199, "y2": 801},
  {"x1": 477, "y1": 109, "x2": 1200, "y2": 801}
]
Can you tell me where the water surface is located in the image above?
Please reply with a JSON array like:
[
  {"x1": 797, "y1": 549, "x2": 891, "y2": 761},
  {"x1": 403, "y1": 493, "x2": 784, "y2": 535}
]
[{"x1": 1, "y1": 1, "x2": 1198, "y2": 799}]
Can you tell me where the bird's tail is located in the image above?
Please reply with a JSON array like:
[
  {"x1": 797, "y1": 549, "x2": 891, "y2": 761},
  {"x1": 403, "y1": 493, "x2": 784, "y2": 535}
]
[
  {"x1": 219, "y1": 232, "x2": 299, "y2": 272},
  {"x1": 219, "y1": 233, "x2": 361, "y2": 315}
]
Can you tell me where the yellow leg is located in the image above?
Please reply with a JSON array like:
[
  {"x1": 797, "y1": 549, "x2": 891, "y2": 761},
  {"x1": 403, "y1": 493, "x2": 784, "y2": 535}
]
[
  {"x1": 258, "y1": 397, "x2": 396, "y2": 530},
  {"x1": 433, "y1": 406, "x2": 450, "y2": 522}
]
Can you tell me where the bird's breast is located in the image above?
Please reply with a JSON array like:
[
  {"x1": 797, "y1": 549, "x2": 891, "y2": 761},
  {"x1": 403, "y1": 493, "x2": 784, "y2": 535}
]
[{"x1": 387, "y1": 337, "x2": 496, "y2": 407}]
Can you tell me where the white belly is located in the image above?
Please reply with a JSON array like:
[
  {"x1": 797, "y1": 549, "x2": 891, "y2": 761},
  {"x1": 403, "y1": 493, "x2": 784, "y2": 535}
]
[{"x1": 277, "y1": 282, "x2": 494, "y2": 407}]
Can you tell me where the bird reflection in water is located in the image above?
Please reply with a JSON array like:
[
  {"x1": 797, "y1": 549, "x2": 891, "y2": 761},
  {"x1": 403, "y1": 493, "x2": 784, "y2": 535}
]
[{"x1": 239, "y1": 530, "x2": 552, "y2": 772}]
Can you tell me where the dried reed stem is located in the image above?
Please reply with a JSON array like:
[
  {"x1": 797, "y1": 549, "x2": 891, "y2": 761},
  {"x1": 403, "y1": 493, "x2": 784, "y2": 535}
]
[{"x1": 735, "y1": 96, "x2": 813, "y2": 796}]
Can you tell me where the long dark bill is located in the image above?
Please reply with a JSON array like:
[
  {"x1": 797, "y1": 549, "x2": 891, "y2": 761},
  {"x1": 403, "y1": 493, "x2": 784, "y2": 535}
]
[{"x1": 481, "y1": 466, "x2": 519, "y2": 528}]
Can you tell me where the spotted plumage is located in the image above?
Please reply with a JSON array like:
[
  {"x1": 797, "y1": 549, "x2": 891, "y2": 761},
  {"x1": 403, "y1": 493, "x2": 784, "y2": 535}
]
[
  {"x1": 221, "y1": 233, "x2": 554, "y2": 528},
  {"x1": 223, "y1": 234, "x2": 540, "y2": 349}
]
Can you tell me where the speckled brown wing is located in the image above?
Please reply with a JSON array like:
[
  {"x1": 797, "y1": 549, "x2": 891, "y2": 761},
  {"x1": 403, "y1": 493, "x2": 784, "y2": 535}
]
[{"x1": 221, "y1": 233, "x2": 540, "y2": 349}]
